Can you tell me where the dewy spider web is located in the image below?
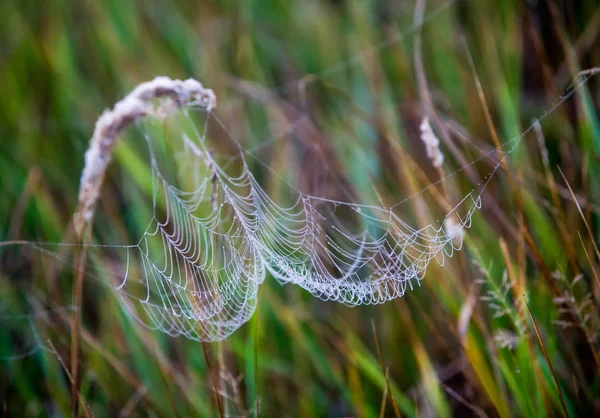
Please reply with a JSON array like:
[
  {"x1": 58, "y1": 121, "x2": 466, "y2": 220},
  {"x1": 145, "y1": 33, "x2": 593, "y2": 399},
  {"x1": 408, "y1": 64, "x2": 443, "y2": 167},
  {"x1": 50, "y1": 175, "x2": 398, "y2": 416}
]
[{"x1": 63, "y1": 73, "x2": 480, "y2": 342}]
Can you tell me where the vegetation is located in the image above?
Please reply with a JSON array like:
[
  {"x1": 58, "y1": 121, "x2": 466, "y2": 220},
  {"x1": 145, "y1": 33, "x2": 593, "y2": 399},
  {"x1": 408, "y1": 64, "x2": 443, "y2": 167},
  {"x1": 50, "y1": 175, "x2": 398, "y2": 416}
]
[{"x1": 1, "y1": 0, "x2": 599, "y2": 416}]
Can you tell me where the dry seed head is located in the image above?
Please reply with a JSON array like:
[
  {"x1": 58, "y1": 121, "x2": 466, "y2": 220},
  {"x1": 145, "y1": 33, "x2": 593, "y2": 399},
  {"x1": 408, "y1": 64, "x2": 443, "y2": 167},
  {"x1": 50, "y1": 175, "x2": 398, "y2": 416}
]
[
  {"x1": 75, "y1": 77, "x2": 216, "y2": 237},
  {"x1": 419, "y1": 116, "x2": 444, "y2": 168}
]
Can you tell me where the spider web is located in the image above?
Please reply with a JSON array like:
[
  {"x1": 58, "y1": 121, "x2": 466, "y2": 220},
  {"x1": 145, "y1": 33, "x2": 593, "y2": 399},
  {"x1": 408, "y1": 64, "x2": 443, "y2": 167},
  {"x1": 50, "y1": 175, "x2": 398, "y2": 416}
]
[{"x1": 70, "y1": 96, "x2": 480, "y2": 342}]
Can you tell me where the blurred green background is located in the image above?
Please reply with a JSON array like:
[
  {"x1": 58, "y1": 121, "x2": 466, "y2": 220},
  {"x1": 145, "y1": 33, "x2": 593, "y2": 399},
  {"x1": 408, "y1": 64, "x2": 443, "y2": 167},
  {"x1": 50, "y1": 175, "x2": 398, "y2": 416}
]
[{"x1": 1, "y1": 0, "x2": 600, "y2": 416}]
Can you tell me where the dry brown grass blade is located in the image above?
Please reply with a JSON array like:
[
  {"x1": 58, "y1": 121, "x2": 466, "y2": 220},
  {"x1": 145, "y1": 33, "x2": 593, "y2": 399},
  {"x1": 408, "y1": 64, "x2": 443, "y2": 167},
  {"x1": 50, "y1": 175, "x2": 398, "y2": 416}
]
[
  {"x1": 202, "y1": 342, "x2": 225, "y2": 418},
  {"x1": 378, "y1": 367, "x2": 390, "y2": 418},
  {"x1": 521, "y1": 293, "x2": 571, "y2": 418},
  {"x1": 558, "y1": 166, "x2": 600, "y2": 265},
  {"x1": 371, "y1": 320, "x2": 402, "y2": 418},
  {"x1": 71, "y1": 236, "x2": 89, "y2": 418},
  {"x1": 462, "y1": 33, "x2": 529, "y2": 254},
  {"x1": 254, "y1": 297, "x2": 260, "y2": 418},
  {"x1": 118, "y1": 385, "x2": 148, "y2": 418},
  {"x1": 558, "y1": 168, "x2": 600, "y2": 374},
  {"x1": 217, "y1": 341, "x2": 229, "y2": 417},
  {"x1": 578, "y1": 231, "x2": 600, "y2": 289},
  {"x1": 533, "y1": 122, "x2": 580, "y2": 274},
  {"x1": 46, "y1": 339, "x2": 93, "y2": 418}
]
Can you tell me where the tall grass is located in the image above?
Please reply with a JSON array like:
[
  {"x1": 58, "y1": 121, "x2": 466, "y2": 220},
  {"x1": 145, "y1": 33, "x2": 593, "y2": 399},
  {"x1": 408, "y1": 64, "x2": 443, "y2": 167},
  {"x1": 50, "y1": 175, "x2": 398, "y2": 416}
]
[{"x1": 1, "y1": 0, "x2": 599, "y2": 416}]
